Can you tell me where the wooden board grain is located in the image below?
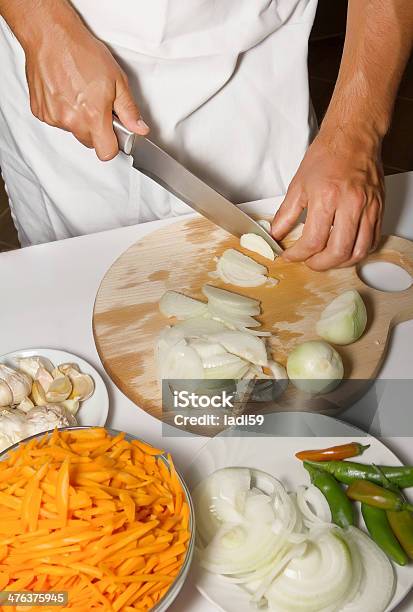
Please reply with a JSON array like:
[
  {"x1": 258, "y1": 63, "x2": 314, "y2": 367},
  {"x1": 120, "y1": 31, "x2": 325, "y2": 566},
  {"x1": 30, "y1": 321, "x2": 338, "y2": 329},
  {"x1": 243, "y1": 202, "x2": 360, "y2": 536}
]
[{"x1": 93, "y1": 217, "x2": 413, "y2": 421}]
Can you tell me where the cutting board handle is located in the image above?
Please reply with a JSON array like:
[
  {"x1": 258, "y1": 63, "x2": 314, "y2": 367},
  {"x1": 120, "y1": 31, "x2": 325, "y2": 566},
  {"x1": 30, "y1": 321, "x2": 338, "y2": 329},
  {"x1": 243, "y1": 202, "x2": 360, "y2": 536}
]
[{"x1": 357, "y1": 234, "x2": 413, "y2": 326}]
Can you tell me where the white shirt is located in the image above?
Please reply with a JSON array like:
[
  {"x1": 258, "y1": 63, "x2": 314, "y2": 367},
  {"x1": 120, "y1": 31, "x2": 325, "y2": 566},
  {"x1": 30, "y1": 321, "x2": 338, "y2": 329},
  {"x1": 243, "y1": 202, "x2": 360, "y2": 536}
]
[{"x1": 0, "y1": 0, "x2": 317, "y2": 245}]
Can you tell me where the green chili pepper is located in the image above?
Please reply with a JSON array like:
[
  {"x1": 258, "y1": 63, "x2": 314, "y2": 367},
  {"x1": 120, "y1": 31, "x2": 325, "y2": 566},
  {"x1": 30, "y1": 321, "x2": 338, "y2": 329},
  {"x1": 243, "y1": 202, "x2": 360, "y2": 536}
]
[
  {"x1": 387, "y1": 510, "x2": 413, "y2": 560},
  {"x1": 361, "y1": 503, "x2": 408, "y2": 565},
  {"x1": 304, "y1": 460, "x2": 413, "y2": 488},
  {"x1": 369, "y1": 464, "x2": 413, "y2": 560},
  {"x1": 347, "y1": 480, "x2": 413, "y2": 511},
  {"x1": 304, "y1": 463, "x2": 354, "y2": 529}
]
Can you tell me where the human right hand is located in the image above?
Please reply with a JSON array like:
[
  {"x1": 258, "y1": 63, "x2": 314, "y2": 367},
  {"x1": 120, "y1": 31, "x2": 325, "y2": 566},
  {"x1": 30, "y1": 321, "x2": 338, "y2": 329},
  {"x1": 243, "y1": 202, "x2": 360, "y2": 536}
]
[{"x1": 19, "y1": 1, "x2": 149, "y2": 160}]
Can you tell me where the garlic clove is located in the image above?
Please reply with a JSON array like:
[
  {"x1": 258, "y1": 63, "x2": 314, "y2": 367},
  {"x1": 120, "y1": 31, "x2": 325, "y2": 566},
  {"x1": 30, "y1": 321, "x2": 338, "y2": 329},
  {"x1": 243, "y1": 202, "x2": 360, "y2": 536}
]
[
  {"x1": 0, "y1": 365, "x2": 32, "y2": 405},
  {"x1": 58, "y1": 363, "x2": 81, "y2": 376},
  {"x1": 31, "y1": 380, "x2": 48, "y2": 406},
  {"x1": 60, "y1": 398, "x2": 80, "y2": 415},
  {"x1": 45, "y1": 375, "x2": 72, "y2": 403},
  {"x1": 68, "y1": 372, "x2": 95, "y2": 401},
  {"x1": 35, "y1": 367, "x2": 54, "y2": 393},
  {"x1": 18, "y1": 396, "x2": 35, "y2": 413},
  {"x1": 0, "y1": 381, "x2": 13, "y2": 407},
  {"x1": 16, "y1": 356, "x2": 54, "y2": 378}
]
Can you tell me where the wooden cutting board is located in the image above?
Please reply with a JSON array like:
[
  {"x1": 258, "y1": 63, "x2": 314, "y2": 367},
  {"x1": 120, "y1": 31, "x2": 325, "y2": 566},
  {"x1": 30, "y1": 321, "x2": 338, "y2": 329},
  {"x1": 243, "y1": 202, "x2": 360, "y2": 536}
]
[{"x1": 93, "y1": 216, "x2": 413, "y2": 423}]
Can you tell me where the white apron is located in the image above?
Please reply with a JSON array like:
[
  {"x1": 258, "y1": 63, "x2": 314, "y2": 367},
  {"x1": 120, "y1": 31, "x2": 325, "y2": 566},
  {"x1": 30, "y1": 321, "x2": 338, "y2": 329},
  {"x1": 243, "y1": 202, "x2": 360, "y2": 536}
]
[{"x1": 0, "y1": 0, "x2": 317, "y2": 246}]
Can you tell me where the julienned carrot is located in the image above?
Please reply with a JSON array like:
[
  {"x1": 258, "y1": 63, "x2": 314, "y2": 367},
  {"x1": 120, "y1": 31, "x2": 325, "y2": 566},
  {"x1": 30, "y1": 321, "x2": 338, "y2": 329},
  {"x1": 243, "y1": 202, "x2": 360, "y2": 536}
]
[{"x1": 0, "y1": 428, "x2": 190, "y2": 611}]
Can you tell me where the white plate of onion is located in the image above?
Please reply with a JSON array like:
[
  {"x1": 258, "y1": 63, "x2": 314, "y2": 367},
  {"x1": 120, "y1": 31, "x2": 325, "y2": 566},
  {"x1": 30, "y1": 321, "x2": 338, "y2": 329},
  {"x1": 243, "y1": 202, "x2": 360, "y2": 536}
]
[
  {"x1": 186, "y1": 421, "x2": 413, "y2": 612},
  {"x1": 0, "y1": 348, "x2": 109, "y2": 452}
]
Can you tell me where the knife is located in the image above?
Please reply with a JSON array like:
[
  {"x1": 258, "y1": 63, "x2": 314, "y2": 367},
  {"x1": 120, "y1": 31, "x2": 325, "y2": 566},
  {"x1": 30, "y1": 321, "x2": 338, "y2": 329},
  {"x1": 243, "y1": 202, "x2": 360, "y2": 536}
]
[{"x1": 113, "y1": 118, "x2": 283, "y2": 255}]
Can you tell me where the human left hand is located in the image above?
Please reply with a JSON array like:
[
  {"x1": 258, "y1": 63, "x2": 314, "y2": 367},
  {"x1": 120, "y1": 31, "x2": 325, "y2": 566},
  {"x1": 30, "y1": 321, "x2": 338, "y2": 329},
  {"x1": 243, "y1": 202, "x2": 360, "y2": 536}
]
[{"x1": 271, "y1": 127, "x2": 384, "y2": 271}]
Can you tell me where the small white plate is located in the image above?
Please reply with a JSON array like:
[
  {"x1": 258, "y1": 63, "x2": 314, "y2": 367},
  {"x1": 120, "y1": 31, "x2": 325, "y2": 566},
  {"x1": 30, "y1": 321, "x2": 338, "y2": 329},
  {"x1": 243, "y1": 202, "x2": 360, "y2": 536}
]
[
  {"x1": 186, "y1": 413, "x2": 413, "y2": 612},
  {"x1": 0, "y1": 348, "x2": 109, "y2": 428}
]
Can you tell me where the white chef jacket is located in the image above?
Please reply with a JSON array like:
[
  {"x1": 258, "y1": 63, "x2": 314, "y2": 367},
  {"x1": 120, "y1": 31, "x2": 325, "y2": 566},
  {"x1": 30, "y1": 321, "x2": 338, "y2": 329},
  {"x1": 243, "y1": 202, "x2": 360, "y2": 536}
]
[{"x1": 0, "y1": 0, "x2": 317, "y2": 246}]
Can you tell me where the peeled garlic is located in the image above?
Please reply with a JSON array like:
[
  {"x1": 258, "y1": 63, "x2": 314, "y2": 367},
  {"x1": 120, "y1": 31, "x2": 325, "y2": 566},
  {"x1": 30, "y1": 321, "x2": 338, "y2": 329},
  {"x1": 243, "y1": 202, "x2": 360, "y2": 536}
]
[
  {"x1": 240, "y1": 233, "x2": 275, "y2": 261},
  {"x1": 58, "y1": 363, "x2": 81, "y2": 376},
  {"x1": 35, "y1": 367, "x2": 54, "y2": 393},
  {"x1": 60, "y1": 398, "x2": 80, "y2": 415},
  {"x1": 0, "y1": 381, "x2": 13, "y2": 407},
  {"x1": 31, "y1": 380, "x2": 48, "y2": 406},
  {"x1": 18, "y1": 397, "x2": 35, "y2": 413},
  {"x1": 16, "y1": 356, "x2": 54, "y2": 378},
  {"x1": 68, "y1": 372, "x2": 95, "y2": 401},
  {"x1": 45, "y1": 375, "x2": 72, "y2": 403},
  {"x1": 0, "y1": 365, "x2": 32, "y2": 405}
]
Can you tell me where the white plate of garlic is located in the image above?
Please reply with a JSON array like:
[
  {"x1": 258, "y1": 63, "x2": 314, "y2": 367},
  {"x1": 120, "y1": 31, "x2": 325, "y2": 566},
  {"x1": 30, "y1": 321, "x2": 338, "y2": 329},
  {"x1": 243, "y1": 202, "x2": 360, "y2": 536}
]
[{"x1": 0, "y1": 348, "x2": 109, "y2": 454}]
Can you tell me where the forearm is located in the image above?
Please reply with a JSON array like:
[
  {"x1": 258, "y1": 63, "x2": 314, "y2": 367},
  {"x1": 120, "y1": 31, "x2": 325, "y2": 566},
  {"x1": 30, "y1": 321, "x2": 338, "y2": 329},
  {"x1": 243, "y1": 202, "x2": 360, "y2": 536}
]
[
  {"x1": 0, "y1": 0, "x2": 83, "y2": 50},
  {"x1": 321, "y1": 0, "x2": 413, "y2": 142}
]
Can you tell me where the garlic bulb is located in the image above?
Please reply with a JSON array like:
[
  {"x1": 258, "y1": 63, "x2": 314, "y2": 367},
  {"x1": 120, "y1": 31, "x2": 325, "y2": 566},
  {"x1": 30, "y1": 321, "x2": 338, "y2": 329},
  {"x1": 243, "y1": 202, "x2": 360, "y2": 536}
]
[
  {"x1": 16, "y1": 356, "x2": 54, "y2": 378},
  {"x1": 0, "y1": 408, "x2": 27, "y2": 452},
  {"x1": 0, "y1": 365, "x2": 32, "y2": 405},
  {"x1": 24, "y1": 405, "x2": 77, "y2": 438},
  {"x1": 0, "y1": 381, "x2": 13, "y2": 407},
  {"x1": 45, "y1": 375, "x2": 72, "y2": 403}
]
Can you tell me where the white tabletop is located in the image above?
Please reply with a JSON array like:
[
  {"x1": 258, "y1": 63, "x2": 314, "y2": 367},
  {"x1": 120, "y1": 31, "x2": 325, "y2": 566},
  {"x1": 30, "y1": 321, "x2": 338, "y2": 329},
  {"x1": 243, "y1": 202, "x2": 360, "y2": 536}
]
[{"x1": 1, "y1": 172, "x2": 413, "y2": 611}]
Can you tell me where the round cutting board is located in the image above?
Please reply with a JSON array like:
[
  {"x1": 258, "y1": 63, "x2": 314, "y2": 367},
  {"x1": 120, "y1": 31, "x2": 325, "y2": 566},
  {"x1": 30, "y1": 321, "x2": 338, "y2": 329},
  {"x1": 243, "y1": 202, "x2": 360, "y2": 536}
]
[{"x1": 93, "y1": 216, "x2": 413, "y2": 422}]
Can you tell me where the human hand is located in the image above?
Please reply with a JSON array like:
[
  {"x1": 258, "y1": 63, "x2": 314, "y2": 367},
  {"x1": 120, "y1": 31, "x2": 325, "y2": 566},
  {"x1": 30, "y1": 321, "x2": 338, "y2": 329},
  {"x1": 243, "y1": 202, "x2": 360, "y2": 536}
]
[
  {"x1": 271, "y1": 128, "x2": 384, "y2": 271},
  {"x1": 22, "y1": 3, "x2": 149, "y2": 160}
]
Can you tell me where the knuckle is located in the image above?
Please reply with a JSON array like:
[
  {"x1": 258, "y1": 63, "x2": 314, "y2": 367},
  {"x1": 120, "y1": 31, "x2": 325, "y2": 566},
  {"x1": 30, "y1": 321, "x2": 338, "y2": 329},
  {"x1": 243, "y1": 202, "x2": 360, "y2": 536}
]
[
  {"x1": 347, "y1": 187, "x2": 367, "y2": 210},
  {"x1": 321, "y1": 183, "x2": 340, "y2": 202},
  {"x1": 331, "y1": 243, "x2": 351, "y2": 261}
]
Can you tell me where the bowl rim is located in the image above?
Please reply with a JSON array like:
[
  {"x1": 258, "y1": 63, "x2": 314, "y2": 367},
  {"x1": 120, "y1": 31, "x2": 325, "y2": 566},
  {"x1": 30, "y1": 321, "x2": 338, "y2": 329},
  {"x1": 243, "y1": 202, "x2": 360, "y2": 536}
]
[{"x1": 0, "y1": 425, "x2": 195, "y2": 611}]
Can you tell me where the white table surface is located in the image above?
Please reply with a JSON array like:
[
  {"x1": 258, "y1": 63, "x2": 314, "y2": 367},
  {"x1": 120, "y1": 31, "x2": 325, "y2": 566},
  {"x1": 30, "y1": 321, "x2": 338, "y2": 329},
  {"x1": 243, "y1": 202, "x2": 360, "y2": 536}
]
[{"x1": 1, "y1": 171, "x2": 413, "y2": 611}]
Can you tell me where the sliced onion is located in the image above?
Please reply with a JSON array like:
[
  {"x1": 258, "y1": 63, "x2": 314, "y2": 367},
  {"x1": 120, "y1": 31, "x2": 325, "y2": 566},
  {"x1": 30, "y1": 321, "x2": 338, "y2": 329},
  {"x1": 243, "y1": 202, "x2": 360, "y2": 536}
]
[
  {"x1": 296, "y1": 485, "x2": 332, "y2": 525},
  {"x1": 203, "y1": 359, "x2": 249, "y2": 380},
  {"x1": 266, "y1": 531, "x2": 353, "y2": 611},
  {"x1": 341, "y1": 527, "x2": 395, "y2": 612},
  {"x1": 189, "y1": 339, "x2": 227, "y2": 361},
  {"x1": 159, "y1": 339, "x2": 204, "y2": 380},
  {"x1": 238, "y1": 327, "x2": 272, "y2": 337},
  {"x1": 159, "y1": 290, "x2": 208, "y2": 319},
  {"x1": 201, "y1": 521, "x2": 282, "y2": 576},
  {"x1": 207, "y1": 303, "x2": 260, "y2": 329},
  {"x1": 193, "y1": 468, "x2": 251, "y2": 545},
  {"x1": 267, "y1": 360, "x2": 287, "y2": 381},
  {"x1": 202, "y1": 285, "x2": 260, "y2": 314},
  {"x1": 209, "y1": 331, "x2": 268, "y2": 367},
  {"x1": 215, "y1": 249, "x2": 268, "y2": 287},
  {"x1": 220, "y1": 249, "x2": 267, "y2": 276},
  {"x1": 258, "y1": 219, "x2": 271, "y2": 233},
  {"x1": 240, "y1": 233, "x2": 275, "y2": 261}
]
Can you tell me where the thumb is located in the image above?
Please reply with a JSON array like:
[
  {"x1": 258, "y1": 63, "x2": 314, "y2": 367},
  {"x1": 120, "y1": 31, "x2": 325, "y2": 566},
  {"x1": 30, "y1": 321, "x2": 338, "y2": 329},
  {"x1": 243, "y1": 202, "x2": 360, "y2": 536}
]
[
  {"x1": 114, "y1": 79, "x2": 150, "y2": 136},
  {"x1": 271, "y1": 187, "x2": 305, "y2": 241}
]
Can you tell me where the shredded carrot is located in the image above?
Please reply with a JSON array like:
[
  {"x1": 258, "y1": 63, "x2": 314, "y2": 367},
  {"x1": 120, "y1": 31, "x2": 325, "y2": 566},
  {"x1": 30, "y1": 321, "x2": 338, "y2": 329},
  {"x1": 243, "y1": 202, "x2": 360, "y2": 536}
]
[{"x1": 0, "y1": 428, "x2": 190, "y2": 611}]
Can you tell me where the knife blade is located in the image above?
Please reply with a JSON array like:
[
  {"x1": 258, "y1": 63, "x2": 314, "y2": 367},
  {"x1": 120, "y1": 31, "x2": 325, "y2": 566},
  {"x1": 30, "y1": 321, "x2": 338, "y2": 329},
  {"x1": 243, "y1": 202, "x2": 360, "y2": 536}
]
[{"x1": 113, "y1": 118, "x2": 283, "y2": 255}]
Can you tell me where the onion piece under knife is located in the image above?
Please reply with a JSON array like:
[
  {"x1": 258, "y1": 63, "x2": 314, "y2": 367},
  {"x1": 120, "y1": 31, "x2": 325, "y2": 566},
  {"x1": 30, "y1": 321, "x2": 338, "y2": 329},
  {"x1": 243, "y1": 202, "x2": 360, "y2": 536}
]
[{"x1": 240, "y1": 233, "x2": 275, "y2": 261}]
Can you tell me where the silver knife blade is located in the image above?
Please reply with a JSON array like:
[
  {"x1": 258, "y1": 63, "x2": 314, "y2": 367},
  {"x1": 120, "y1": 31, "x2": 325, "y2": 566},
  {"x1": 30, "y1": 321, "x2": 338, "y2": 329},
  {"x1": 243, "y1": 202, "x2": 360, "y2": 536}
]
[{"x1": 113, "y1": 118, "x2": 283, "y2": 255}]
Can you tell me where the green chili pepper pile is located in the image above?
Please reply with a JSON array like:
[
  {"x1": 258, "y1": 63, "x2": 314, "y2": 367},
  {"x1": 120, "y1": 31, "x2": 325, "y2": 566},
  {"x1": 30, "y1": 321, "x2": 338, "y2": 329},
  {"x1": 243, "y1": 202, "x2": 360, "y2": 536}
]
[{"x1": 296, "y1": 442, "x2": 413, "y2": 566}]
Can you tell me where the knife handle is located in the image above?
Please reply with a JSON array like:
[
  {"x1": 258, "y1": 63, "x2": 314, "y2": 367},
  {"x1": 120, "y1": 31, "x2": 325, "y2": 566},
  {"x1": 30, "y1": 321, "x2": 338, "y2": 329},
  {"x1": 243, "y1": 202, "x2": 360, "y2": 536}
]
[{"x1": 112, "y1": 116, "x2": 135, "y2": 155}]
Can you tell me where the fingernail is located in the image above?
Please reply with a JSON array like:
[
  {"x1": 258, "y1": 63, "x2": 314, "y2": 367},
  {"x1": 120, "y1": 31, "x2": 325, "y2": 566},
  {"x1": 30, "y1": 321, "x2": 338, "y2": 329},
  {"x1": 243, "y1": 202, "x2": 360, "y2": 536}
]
[{"x1": 137, "y1": 118, "x2": 149, "y2": 132}]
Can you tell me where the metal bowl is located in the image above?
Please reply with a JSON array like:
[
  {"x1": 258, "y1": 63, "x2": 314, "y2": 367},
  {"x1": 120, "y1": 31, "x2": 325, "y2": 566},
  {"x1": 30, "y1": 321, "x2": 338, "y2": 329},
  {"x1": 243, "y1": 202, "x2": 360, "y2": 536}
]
[{"x1": 0, "y1": 426, "x2": 195, "y2": 611}]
